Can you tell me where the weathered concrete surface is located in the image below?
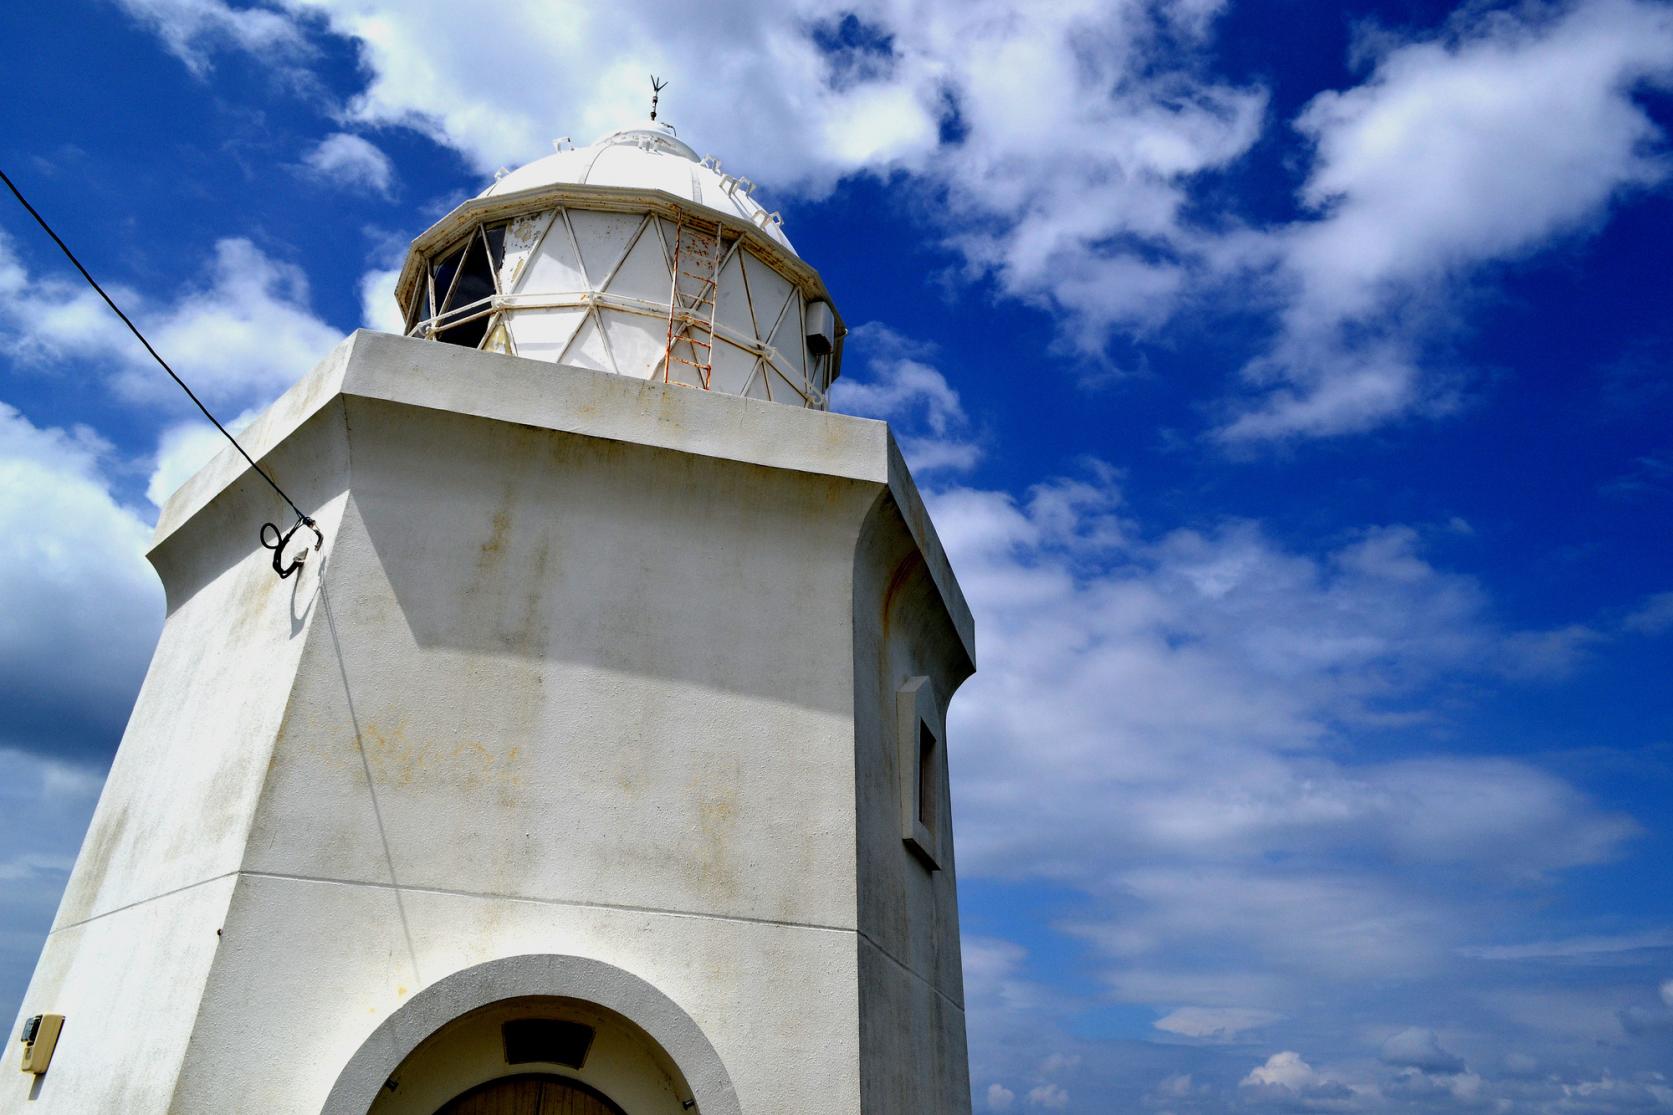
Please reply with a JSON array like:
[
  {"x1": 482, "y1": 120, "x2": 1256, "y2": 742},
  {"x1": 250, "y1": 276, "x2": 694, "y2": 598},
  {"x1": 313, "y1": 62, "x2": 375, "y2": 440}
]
[
  {"x1": 332, "y1": 954, "x2": 741, "y2": 1115},
  {"x1": 853, "y1": 485, "x2": 975, "y2": 1114},
  {"x1": 5, "y1": 331, "x2": 975, "y2": 1114}
]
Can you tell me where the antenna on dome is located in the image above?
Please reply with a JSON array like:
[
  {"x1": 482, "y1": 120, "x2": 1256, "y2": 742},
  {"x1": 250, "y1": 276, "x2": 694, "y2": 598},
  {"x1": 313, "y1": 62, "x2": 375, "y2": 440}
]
[{"x1": 650, "y1": 75, "x2": 668, "y2": 122}]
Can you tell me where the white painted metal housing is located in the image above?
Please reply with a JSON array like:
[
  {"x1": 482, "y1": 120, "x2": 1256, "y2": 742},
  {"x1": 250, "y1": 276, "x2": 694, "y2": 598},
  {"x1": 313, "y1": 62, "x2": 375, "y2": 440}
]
[{"x1": 393, "y1": 127, "x2": 845, "y2": 408}]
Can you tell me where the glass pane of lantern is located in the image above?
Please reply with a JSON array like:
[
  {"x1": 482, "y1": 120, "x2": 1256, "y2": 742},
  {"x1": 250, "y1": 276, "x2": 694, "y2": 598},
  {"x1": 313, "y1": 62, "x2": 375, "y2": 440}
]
[
  {"x1": 442, "y1": 231, "x2": 496, "y2": 314},
  {"x1": 435, "y1": 306, "x2": 492, "y2": 350},
  {"x1": 431, "y1": 243, "x2": 466, "y2": 316},
  {"x1": 483, "y1": 224, "x2": 507, "y2": 278}
]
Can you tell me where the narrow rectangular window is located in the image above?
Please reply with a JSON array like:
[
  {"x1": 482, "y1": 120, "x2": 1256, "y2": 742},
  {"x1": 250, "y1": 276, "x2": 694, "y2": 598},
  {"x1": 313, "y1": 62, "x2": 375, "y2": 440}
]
[
  {"x1": 897, "y1": 676, "x2": 943, "y2": 871},
  {"x1": 918, "y1": 720, "x2": 938, "y2": 834}
]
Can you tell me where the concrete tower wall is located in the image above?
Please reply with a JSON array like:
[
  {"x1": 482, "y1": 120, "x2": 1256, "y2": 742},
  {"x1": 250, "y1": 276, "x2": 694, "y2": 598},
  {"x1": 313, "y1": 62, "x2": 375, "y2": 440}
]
[
  {"x1": 8, "y1": 355, "x2": 360, "y2": 1111},
  {"x1": 853, "y1": 489, "x2": 975, "y2": 1114},
  {"x1": 7, "y1": 332, "x2": 975, "y2": 1115}
]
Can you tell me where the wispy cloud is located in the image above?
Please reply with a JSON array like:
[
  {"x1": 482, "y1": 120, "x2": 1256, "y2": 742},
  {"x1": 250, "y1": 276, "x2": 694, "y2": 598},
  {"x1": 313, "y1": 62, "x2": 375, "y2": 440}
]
[
  {"x1": 0, "y1": 748, "x2": 106, "y2": 1016},
  {"x1": 885, "y1": 343, "x2": 1653, "y2": 1110},
  {"x1": 114, "y1": 0, "x2": 309, "y2": 75},
  {"x1": 0, "y1": 233, "x2": 342, "y2": 412},
  {"x1": 0, "y1": 405, "x2": 161, "y2": 761},
  {"x1": 831, "y1": 323, "x2": 982, "y2": 473},
  {"x1": 1624, "y1": 590, "x2": 1673, "y2": 635},
  {"x1": 1220, "y1": 0, "x2": 1673, "y2": 442},
  {"x1": 1461, "y1": 928, "x2": 1673, "y2": 961},
  {"x1": 300, "y1": 132, "x2": 397, "y2": 196},
  {"x1": 112, "y1": 0, "x2": 1673, "y2": 448},
  {"x1": 1154, "y1": 1006, "x2": 1283, "y2": 1041}
]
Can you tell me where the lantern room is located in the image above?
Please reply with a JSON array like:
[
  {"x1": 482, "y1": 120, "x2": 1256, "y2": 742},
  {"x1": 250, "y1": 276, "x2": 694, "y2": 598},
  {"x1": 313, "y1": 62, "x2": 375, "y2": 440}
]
[{"x1": 392, "y1": 126, "x2": 844, "y2": 408}]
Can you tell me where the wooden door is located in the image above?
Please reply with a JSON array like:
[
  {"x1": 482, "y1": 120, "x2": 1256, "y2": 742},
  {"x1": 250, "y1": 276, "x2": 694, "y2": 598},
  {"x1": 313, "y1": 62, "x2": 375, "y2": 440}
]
[{"x1": 434, "y1": 1073, "x2": 628, "y2": 1115}]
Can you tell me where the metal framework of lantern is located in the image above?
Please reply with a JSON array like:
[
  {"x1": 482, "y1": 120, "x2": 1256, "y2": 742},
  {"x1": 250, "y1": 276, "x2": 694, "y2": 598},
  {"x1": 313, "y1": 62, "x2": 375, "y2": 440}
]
[{"x1": 393, "y1": 128, "x2": 843, "y2": 409}]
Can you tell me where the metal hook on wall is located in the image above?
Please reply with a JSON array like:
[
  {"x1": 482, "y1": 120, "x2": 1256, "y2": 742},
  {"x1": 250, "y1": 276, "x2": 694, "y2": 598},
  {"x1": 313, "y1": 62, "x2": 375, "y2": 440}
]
[{"x1": 260, "y1": 515, "x2": 324, "y2": 580}]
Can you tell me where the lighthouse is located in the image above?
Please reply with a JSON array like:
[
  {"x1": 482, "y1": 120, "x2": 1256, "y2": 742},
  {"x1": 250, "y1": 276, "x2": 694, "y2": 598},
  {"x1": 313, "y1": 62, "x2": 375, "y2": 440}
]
[{"x1": 8, "y1": 123, "x2": 977, "y2": 1114}]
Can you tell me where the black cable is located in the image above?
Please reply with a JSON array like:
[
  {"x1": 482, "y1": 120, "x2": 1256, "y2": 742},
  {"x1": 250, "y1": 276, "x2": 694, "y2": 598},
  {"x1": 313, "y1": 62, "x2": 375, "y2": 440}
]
[{"x1": 0, "y1": 165, "x2": 314, "y2": 528}]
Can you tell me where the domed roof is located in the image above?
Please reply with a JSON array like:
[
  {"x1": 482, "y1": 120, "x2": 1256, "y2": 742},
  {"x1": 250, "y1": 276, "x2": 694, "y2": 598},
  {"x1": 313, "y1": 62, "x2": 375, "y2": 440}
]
[{"x1": 481, "y1": 126, "x2": 796, "y2": 255}]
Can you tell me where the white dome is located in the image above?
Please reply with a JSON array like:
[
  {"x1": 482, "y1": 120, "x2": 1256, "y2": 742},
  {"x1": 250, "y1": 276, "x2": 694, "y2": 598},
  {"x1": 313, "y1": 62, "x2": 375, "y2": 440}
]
[
  {"x1": 393, "y1": 120, "x2": 843, "y2": 409},
  {"x1": 482, "y1": 126, "x2": 796, "y2": 255}
]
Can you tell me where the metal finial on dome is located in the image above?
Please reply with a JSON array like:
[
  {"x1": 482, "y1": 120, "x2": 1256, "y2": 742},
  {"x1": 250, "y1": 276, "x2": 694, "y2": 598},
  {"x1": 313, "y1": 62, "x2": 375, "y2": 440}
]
[{"x1": 649, "y1": 75, "x2": 668, "y2": 122}]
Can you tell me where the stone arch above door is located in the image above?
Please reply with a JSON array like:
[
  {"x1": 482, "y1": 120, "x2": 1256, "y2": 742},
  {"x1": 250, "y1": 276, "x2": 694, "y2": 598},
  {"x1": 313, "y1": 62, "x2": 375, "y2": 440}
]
[{"x1": 320, "y1": 954, "x2": 741, "y2": 1115}]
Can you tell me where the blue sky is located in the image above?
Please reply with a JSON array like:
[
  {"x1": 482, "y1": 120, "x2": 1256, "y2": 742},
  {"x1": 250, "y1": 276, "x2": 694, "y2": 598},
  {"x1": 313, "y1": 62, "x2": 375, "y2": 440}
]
[{"x1": 2, "y1": 0, "x2": 1671, "y2": 1111}]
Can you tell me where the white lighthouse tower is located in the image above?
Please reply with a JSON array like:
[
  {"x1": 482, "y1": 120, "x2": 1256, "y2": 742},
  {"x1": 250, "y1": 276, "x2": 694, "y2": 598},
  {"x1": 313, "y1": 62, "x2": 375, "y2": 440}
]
[{"x1": 8, "y1": 123, "x2": 976, "y2": 1115}]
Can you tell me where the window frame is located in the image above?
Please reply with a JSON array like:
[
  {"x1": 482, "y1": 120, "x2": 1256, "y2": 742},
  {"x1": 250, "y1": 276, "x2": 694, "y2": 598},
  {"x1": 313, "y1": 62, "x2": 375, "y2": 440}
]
[{"x1": 896, "y1": 675, "x2": 944, "y2": 871}]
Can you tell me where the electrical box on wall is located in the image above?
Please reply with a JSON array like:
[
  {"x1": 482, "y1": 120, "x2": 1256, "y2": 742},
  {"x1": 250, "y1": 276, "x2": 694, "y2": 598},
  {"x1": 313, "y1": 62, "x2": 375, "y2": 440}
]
[{"x1": 18, "y1": 1013, "x2": 63, "y2": 1075}]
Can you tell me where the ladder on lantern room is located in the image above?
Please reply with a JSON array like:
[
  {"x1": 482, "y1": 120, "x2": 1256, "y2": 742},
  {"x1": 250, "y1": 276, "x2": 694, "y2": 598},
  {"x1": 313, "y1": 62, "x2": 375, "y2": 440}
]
[{"x1": 661, "y1": 212, "x2": 723, "y2": 389}]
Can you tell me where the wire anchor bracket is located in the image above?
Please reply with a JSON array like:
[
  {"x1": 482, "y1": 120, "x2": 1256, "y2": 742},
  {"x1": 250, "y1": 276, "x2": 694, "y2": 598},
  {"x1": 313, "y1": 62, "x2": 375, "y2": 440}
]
[{"x1": 261, "y1": 514, "x2": 324, "y2": 580}]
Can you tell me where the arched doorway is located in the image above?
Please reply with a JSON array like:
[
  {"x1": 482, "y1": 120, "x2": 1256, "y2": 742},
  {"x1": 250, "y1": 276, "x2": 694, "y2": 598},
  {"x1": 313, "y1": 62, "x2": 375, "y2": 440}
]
[
  {"x1": 322, "y1": 954, "x2": 741, "y2": 1115},
  {"x1": 436, "y1": 1073, "x2": 626, "y2": 1115}
]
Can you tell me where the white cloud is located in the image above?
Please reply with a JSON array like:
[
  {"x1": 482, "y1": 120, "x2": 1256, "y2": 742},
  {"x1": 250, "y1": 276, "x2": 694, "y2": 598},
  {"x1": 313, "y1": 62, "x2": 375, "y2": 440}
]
[
  {"x1": 147, "y1": 420, "x2": 229, "y2": 510},
  {"x1": 961, "y1": 936, "x2": 1092, "y2": 1101},
  {"x1": 1026, "y1": 1082, "x2": 1070, "y2": 1110},
  {"x1": 939, "y1": 478, "x2": 1635, "y2": 886},
  {"x1": 919, "y1": 4, "x2": 1264, "y2": 348},
  {"x1": 831, "y1": 323, "x2": 980, "y2": 473},
  {"x1": 0, "y1": 748, "x2": 107, "y2": 1015},
  {"x1": 859, "y1": 354, "x2": 1648, "y2": 1077},
  {"x1": 1616, "y1": 977, "x2": 1673, "y2": 1037},
  {"x1": 1078, "y1": 869, "x2": 1452, "y2": 994},
  {"x1": 112, "y1": 0, "x2": 1262, "y2": 369},
  {"x1": 1154, "y1": 1006, "x2": 1282, "y2": 1040},
  {"x1": 1222, "y1": 0, "x2": 1673, "y2": 441},
  {"x1": 146, "y1": 409, "x2": 260, "y2": 509},
  {"x1": 1227, "y1": 1043, "x2": 1673, "y2": 1114},
  {"x1": 113, "y1": 0, "x2": 1673, "y2": 446},
  {"x1": 1038, "y1": 1053, "x2": 1080, "y2": 1076},
  {"x1": 1146, "y1": 1071, "x2": 1201, "y2": 1103},
  {"x1": 113, "y1": 0, "x2": 307, "y2": 75},
  {"x1": 359, "y1": 266, "x2": 405, "y2": 335},
  {"x1": 51, "y1": 9, "x2": 1673, "y2": 1097},
  {"x1": 134, "y1": 240, "x2": 345, "y2": 407},
  {"x1": 1498, "y1": 623, "x2": 1606, "y2": 679},
  {"x1": 963, "y1": 936, "x2": 1051, "y2": 1019},
  {"x1": 0, "y1": 234, "x2": 343, "y2": 413},
  {"x1": 302, "y1": 132, "x2": 396, "y2": 195},
  {"x1": 1379, "y1": 1027, "x2": 1465, "y2": 1074},
  {"x1": 1242, "y1": 1051, "x2": 1323, "y2": 1090},
  {"x1": 986, "y1": 1082, "x2": 1016, "y2": 1111},
  {"x1": 0, "y1": 231, "x2": 141, "y2": 365},
  {"x1": 0, "y1": 404, "x2": 162, "y2": 760},
  {"x1": 1551, "y1": 1070, "x2": 1673, "y2": 1111},
  {"x1": 1624, "y1": 591, "x2": 1673, "y2": 634},
  {"x1": 1383, "y1": 1066, "x2": 1486, "y2": 1108},
  {"x1": 1461, "y1": 928, "x2": 1673, "y2": 962},
  {"x1": 1482, "y1": 985, "x2": 1646, "y2": 1044},
  {"x1": 1239, "y1": 1051, "x2": 1361, "y2": 1109},
  {"x1": 222, "y1": 0, "x2": 945, "y2": 188}
]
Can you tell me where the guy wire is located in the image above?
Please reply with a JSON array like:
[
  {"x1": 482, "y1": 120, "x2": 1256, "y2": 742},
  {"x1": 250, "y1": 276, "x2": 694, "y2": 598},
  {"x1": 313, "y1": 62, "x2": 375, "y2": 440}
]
[{"x1": 0, "y1": 165, "x2": 315, "y2": 529}]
